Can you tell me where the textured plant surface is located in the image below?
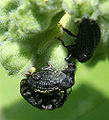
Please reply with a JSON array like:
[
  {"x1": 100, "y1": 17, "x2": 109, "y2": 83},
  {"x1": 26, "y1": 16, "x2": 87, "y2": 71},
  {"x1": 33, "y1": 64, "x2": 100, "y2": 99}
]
[{"x1": 0, "y1": 0, "x2": 109, "y2": 120}]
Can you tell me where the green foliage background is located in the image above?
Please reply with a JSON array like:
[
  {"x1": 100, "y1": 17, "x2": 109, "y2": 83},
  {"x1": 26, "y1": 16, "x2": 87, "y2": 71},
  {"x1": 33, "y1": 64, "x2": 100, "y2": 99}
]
[{"x1": 0, "y1": 0, "x2": 109, "y2": 120}]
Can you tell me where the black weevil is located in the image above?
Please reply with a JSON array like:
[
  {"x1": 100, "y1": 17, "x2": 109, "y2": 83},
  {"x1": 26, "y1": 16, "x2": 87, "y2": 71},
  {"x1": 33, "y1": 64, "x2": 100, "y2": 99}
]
[
  {"x1": 20, "y1": 79, "x2": 67, "y2": 110},
  {"x1": 20, "y1": 64, "x2": 76, "y2": 110},
  {"x1": 58, "y1": 18, "x2": 101, "y2": 63}
]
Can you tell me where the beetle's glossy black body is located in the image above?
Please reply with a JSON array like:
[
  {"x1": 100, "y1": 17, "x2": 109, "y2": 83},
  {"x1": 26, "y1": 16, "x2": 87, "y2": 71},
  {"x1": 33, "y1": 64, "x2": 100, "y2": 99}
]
[
  {"x1": 24, "y1": 65, "x2": 76, "y2": 93},
  {"x1": 58, "y1": 18, "x2": 101, "y2": 63},
  {"x1": 20, "y1": 79, "x2": 67, "y2": 110},
  {"x1": 20, "y1": 64, "x2": 76, "y2": 110}
]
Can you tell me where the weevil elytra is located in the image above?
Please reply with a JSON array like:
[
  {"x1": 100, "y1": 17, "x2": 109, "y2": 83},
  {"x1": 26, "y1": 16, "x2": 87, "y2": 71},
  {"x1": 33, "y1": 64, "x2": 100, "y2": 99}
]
[{"x1": 58, "y1": 18, "x2": 100, "y2": 63}]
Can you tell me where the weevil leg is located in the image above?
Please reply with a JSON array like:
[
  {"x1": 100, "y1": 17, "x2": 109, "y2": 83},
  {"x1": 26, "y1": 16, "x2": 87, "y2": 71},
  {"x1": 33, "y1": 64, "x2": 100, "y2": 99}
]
[
  {"x1": 67, "y1": 63, "x2": 76, "y2": 69},
  {"x1": 57, "y1": 36, "x2": 76, "y2": 48},
  {"x1": 62, "y1": 64, "x2": 76, "y2": 77},
  {"x1": 57, "y1": 36, "x2": 68, "y2": 48},
  {"x1": 25, "y1": 73, "x2": 32, "y2": 77},
  {"x1": 57, "y1": 36, "x2": 77, "y2": 62},
  {"x1": 65, "y1": 44, "x2": 77, "y2": 62},
  {"x1": 58, "y1": 23, "x2": 77, "y2": 38},
  {"x1": 62, "y1": 64, "x2": 76, "y2": 74},
  {"x1": 65, "y1": 53, "x2": 72, "y2": 61},
  {"x1": 67, "y1": 88, "x2": 72, "y2": 97}
]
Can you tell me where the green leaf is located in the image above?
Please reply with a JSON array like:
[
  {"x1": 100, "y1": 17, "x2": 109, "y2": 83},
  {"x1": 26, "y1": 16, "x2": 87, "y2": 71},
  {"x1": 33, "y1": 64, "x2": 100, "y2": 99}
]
[{"x1": 0, "y1": 0, "x2": 65, "y2": 74}]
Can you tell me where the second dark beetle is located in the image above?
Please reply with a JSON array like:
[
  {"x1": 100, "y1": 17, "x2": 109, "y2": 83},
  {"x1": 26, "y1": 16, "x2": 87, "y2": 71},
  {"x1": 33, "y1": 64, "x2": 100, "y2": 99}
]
[{"x1": 58, "y1": 18, "x2": 101, "y2": 63}]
